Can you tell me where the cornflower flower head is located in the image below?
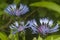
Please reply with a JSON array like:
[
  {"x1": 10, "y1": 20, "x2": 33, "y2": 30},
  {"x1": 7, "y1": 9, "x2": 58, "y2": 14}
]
[
  {"x1": 4, "y1": 4, "x2": 29, "y2": 16},
  {"x1": 38, "y1": 18, "x2": 59, "y2": 35},
  {"x1": 9, "y1": 21, "x2": 25, "y2": 34},
  {"x1": 25, "y1": 19, "x2": 38, "y2": 34}
]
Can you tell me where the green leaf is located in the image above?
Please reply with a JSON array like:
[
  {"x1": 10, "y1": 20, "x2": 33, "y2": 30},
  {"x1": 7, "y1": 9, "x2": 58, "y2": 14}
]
[
  {"x1": 38, "y1": 35, "x2": 42, "y2": 40},
  {"x1": 14, "y1": 0, "x2": 20, "y2": 4},
  {"x1": 0, "y1": 3, "x2": 8, "y2": 16},
  {"x1": 9, "y1": 30, "x2": 19, "y2": 40},
  {"x1": 0, "y1": 11, "x2": 5, "y2": 15},
  {"x1": 54, "y1": 13, "x2": 60, "y2": 18},
  {"x1": 0, "y1": 3, "x2": 8, "y2": 9},
  {"x1": 0, "y1": 32, "x2": 8, "y2": 40},
  {"x1": 30, "y1": 1, "x2": 60, "y2": 13},
  {"x1": 14, "y1": 33, "x2": 19, "y2": 40},
  {"x1": 57, "y1": 21, "x2": 60, "y2": 24},
  {"x1": 45, "y1": 35, "x2": 60, "y2": 40}
]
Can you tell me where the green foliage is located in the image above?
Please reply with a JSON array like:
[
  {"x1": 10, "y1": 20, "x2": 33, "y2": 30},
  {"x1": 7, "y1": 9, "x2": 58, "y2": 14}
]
[
  {"x1": 14, "y1": 0, "x2": 20, "y2": 4},
  {"x1": 0, "y1": 11, "x2": 4, "y2": 15},
  {"x1": 45, "y1": 35, "x2": 60, "y2": 40},
  {"x1": 38, "y1": 35, "x2": 42, "y2": 40},
  {"x1": 0, "y1": 3, "x2": 8, "y2": 15},
  {"x1": 9, "y1": 33, "x2": 19, "y2": 40},
  {"x1": 0, "y1": 3, "x2": 7, "y2": 9},
  {"x1": 30, "y1": 1, "x2": 60, "y2": 14},
  {"x1": 0, "y1": 32, "x2": 8, "y2": 40}
]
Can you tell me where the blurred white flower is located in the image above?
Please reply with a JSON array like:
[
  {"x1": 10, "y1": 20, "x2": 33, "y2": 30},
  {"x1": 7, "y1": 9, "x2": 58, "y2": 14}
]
[{"x1": 4, "y1": 4, "x2": 29, "y2": 16}]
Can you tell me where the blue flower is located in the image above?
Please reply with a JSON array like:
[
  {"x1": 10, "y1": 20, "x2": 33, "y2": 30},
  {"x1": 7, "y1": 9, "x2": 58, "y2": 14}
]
[
  {"x1": 9, "y1": 18, "x2": 59, "y2": 35},
  {"x1": 38, "y1": 18, "x2": 59, "y2": 35},
  {"x1": 9, "y1": 21, "x2": 25, "y2": 34},
  {"x1": 25, "y1": 19, "x2": 38, "y2": 34},
  {"x1": 4, "y1": 4, "x2": 16, "y2": 15},
  {"x1": 4, "y1": 4, "x2": 29, "y2": 16}
]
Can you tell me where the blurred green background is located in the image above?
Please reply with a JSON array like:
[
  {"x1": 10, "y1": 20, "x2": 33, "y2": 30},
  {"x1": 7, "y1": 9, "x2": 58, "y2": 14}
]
[{"x1": 0, "y1": 0, "x2": 60, "y2": 40}]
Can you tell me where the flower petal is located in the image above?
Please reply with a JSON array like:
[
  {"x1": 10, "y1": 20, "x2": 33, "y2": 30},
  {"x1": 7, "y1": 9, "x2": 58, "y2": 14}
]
[
  {"x1": 19, "y1": 4, "x2": 29, "y2": 15},
  {"x1": 48, "y1": 20, "x2": 53, "y2": 26},
  {"x1": 19, "y1": 4, "x2": 24, "y2": 10},
  {"x1": 18, "y1": 26, "x2": 25, "y2": 32},
  {"x1": 43, "y1": 18, "x2": 49, "y2": 24},
  {"x1": 50, "y1": 24, "x2": 59, "y2": 30},
  {"x1": 39, "y1": 19, "x2": 44, "y2": 24},
  {"x1": 5, "y1": 4, "x2": 16, "y2": 15},
  {"x1": 49, "y1": 29, "x2": 59, "y2": 33},
  {"x1": 14, "y1": 21, "x2": 19, "y2": 27}
]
